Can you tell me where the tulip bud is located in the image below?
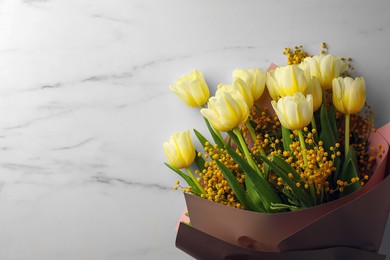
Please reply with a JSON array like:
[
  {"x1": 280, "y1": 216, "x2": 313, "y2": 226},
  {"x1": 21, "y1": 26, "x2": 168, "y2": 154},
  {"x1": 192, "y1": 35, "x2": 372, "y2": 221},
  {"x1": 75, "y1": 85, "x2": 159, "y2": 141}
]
[
  {"x1": 271, "y1": 92, "x2": 313, "y2": 130},
  {"x1": 217, "y1": 79, "x2": 254, "y2": 109},
  {"x1": 332, "y1": 77, "x2": 366, "y2": 115},
  {"x1": 266, "y1": 65, "x2": 307, "y2": 100},
  {"x1": 169, "y1": 70, "x2": 210, "y2": 107},
  {"x1": 266, "y1": 70, "x2": 281, "y2": 100},
  {"x1": 305, "y1": 77, "x2": 322, "y2": 111},
  {"x1": 233, "y1": 68, "x2": 266, "y2": 101},
  {"x1": 163, "y1": 130, "x2": 196, "y2": 169},
  {"x1": 200, "y1": 91, "x2": 249, "y2": 132},
  {"x1": 300, "y1": 54, "x2": 348, "y2": 89}
]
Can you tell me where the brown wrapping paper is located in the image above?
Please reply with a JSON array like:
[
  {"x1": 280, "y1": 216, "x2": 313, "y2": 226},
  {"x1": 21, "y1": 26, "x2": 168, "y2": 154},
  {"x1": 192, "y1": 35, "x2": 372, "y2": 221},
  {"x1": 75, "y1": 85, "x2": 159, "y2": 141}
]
[
  {"x1": 176, "y1": 123, "x2": 390, "y2": 258},
  {"x1": 176, "y1": 223, "x2": 386, "y2": 260}
]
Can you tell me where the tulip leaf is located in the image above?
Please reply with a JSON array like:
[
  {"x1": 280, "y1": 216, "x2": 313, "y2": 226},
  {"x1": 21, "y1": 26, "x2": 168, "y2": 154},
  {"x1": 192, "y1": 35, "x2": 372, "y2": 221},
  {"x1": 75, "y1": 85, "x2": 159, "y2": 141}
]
[
  {"x1": 164, "y1": 162, "x2": 202, "y2": 195},
  {"x1": 272, "y1": 156, "x2": 316, "y2": 204},
  {"x1": 203, "y1": 117, "x2": 225, "y2": 149},
  {"x1": 281, "y1": 186, "x2": 302, "y2": 207},
  {"x1": 214, "y1": 159, "x2": 262, "y2": 211},
  {"x1": 328, "y1": 105, "x2": 338, "y2": 140},
  {"x1": 264, "y1": 162, "x2": 271, "y2": 180},
  {"x1": 226, "y1": 146, "x2": 282, "y2": 212},
  {"x1": 260, "y1": 155, "x2": 312, "y2": 208},
  {"x1": 193, "y1": 129, "x2": 210, "y2": 149},
  {"x1": 319, "y1": 103, "x2": 336, "y2": 153},
  {"x1": 271, "y1": 155, "x2": 301, "y2": 180},
  {"x1": 194, "y1": 149, "x2": 206, "y2": 172},
  {"x1": 281, "y1": 125, "x2": 293, "y2": 153},
  {"x1": 227, "y1": 130, "x2": 244, "y2": 154},
  {"x1": 339, "y1": 145, "x2": 361, "y2": 197},
  {"x1": 245, "y1": 177, "x2": 266, "y2": 212}
]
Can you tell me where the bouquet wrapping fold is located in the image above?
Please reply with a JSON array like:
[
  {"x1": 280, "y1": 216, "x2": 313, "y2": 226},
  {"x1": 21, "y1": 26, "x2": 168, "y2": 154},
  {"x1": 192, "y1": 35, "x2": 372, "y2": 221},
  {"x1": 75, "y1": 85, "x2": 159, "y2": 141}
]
[{"x1": 176, "y1": 123, "x2": 390, "y2": 259}]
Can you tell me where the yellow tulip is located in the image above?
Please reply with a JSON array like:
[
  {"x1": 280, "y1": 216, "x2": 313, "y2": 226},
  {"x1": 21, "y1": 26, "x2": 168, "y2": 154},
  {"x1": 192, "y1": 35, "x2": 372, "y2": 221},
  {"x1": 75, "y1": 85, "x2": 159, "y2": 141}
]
[
  {"x1": 216, "y1": 79, "x2": 254, "y2": 108},
  {"x1": 163, "y1": 130, "x2": 196, "y2": 169},
  {"x1": 332, "y1": 77, "x2": 366, "y2": 115},
  {"x1": 169, "y1": 70, "x2": 210, "y2": 107},
  {"x1": 266, "y1": 65, "x2": 307, "y2": 100},
  {"x1": 305, "y1": 76, "x2": 322, "y2": 111},
  {"x1": 265, "y1": 69, "x2": 281, "y2": 100},
  {"x1": 271, "y1": 92, "x2": 313, "y2": 130},
  {"x1": 300, "y1": 54, "x2": 348, "y2": 89},
  {"x1": 200, "y1": 91, "x2": 249, "y2": 132},
  {"x1": 232, "y1": 68, "x2": 266, "y2": 101}
]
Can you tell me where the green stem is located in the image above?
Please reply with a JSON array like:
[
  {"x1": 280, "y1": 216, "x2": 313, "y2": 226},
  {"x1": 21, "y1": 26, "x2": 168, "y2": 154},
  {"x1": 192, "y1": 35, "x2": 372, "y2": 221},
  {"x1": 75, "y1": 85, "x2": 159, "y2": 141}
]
[
  {"x1": 298, "y1": 129, "x2": 308, "y2": 167},
  {"x1": 245, "y1": 121, "x2": 266, "y2": 157},
  {"x1": 186, "y1": 167, "x2": 206, "y2": 194},
  {"x1": 215, "y1": 128, "x2": 224, "y2": 143},
  {"x1": 201, "y1": 104, "x2": 224, "y2": 146},
  {"x1": 298, "y1": 129, "x2": 316, "y2": 203},
  {"x1": 245, "y1": 121, "x2": 257, "y2": 142},
  {"x1": 234, "y1": 128, "x2": 258, "y2": 170},
  {"x1": 345, "y1": 114, "x2": 350, "y2": 158}
]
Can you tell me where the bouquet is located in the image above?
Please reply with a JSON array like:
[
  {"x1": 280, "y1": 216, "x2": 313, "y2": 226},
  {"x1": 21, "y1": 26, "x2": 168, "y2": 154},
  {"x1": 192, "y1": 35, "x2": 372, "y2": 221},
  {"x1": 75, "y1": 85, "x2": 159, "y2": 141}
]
[{"x1": 163, "y1": 44, "x2": 390, "y2": 259}]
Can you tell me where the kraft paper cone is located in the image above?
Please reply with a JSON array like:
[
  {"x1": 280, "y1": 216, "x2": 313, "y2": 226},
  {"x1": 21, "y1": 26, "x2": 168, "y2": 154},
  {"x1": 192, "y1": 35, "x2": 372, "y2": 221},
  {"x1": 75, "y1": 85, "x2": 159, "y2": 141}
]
[
  {"x1": 176, "y1": 223, "x2": 386, "y2": 260},
  {"x1": 182, "y1": 130, "x2": 389, "y2": 252}
]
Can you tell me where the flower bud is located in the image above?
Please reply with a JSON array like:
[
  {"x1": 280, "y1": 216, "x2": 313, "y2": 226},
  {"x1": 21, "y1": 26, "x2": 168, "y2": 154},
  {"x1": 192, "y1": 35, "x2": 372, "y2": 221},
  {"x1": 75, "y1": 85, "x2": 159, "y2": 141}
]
[
  {"x1": 233, "y1": 68, "x2": 266, "y2": 101},
  {"x1": 300, "y1": 54, "x2": 348, "y2": 89},
  {"x1": 266, "y1": 65, "x2": 307, "y2": 100},
  {"x1": 305, "y1": 77, "x2": 322, "y2": 111},
  {"x1": 201, "y1": 91, "x2": 249, "y2": 132},
  {"x1": 332, "y1": 77, "x2": 366, "y2": 115},
  {"x1": 163, "y1": 130, "x2": 196, "y2": 169},
  {"x1": 217, "y1": 79, "x2": 254, "y2": 109},
  {"x1": 169, "y1": 70, "x2": 210, "y2": 107},
  {"x1": 271, "y1": 92, "x2": 313, "y2": 130}
]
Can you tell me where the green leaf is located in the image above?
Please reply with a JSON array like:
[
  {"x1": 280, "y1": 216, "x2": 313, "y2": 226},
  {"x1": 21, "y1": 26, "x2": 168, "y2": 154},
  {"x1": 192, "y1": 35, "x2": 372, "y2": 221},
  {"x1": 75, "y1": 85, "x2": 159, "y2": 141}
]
[
  {"x1": 272, "y1": 156, "x2": 301, "y2": 180},
  {"x1": 164, "y1": 162, "x2": 202, "y2": 195},
  {"x1": 226, "y1": 130, "x2": 243, "y2": 154},
  {"x1": 281, "y1": 186, "x2": 301, "y2": 206},
  {"x1": 245, "y1": 175, "x2": 266, "y2": 212},
  {"x1": 194, "y1": 150, "x2": 205, "y2": 172},
  {"x1": 264, "y1": 162, "x2": 271, "y2": 180},
  {"x1": 328, "y1": 105, "x2": 338, "y2": 140},
  {"x1": 282, "y1": 126, "x2": 293, "y2": 153},
  {"x1": 319, "y1": 103, "x2": 336, "y2": 153},
  {"x1": 226, "y1": 146, "x2": 282, "y2": 212},
  {"x1": 260, "y1": 155, "x2": 313, "y2": 207},
  {"x1": 270, "y1": 202, "x2": 299, "y2": 211},
  {"x1": 339, "y1": 145, "x2": 361, "y2": 197},
  {"x1": 193, "y1": 129, "x2": 210, "y2": 149},
  {"x1": 214, "y1": 160, "x2": 260, "y2": 211},
  {"x1": 203, "y1": 117, "x2": 225, "y2": 149}
]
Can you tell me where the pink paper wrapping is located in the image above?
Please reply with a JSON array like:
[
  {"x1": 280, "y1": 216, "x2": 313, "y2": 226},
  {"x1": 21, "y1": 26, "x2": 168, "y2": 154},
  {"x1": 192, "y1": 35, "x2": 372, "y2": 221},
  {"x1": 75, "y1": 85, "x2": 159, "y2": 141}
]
[{"x1": 176, "y1": 122, "x2": 390, "y2": 259}]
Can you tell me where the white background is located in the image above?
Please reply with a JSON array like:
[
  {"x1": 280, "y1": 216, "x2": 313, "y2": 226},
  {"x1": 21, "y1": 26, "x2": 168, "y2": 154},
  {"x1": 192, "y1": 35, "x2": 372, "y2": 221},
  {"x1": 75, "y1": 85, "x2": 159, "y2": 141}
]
[{"x1": 0, "y1": 0, "x2": 389, "y2": 259}]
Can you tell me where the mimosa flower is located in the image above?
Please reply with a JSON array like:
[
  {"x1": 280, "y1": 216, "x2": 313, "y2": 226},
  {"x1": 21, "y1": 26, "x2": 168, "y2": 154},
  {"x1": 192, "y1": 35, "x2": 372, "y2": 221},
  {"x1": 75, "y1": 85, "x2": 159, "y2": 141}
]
[
  {"x1": 271, "y1": 92, "x2": 313, "y2": 130},
  {"x1": 332, "y1": 77, "x2": 366, "y2": 115},
  {"x1": 232, "y1": 68, "x2": 266, "y2": 101},
  {"x1": 169, "y1": 70, "x2": 210, "y2": 107},
  {"x1": 163, "y1": 130, "x2": 196, "y2": 169},
  {"x1": 200, "y1": 91, "x2": 249, "y2": 132},
  {"x1": 216, "y1": 79, "x2": 254, "y2": 108},
  {"x1": 300, "y1": 54, "x2": 348, "y2": 89},
  {"x1": 266, "y1": 65, "x2": 308, "y2": 100}
]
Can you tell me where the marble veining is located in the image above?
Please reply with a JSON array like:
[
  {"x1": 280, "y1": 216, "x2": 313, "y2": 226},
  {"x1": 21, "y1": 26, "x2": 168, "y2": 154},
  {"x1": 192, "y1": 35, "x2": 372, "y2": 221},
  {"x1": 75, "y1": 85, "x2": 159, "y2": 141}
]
[{"x1": 0, "y1": 0, "x2": 389, "y2": 259}]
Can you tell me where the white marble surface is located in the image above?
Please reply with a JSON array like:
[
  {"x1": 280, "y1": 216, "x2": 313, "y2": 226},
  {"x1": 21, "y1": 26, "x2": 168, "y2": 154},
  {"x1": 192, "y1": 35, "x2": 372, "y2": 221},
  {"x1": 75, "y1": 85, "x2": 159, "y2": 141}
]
[{"x1": 0, "y1": 0, "x2": 389, "y2": 259}]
